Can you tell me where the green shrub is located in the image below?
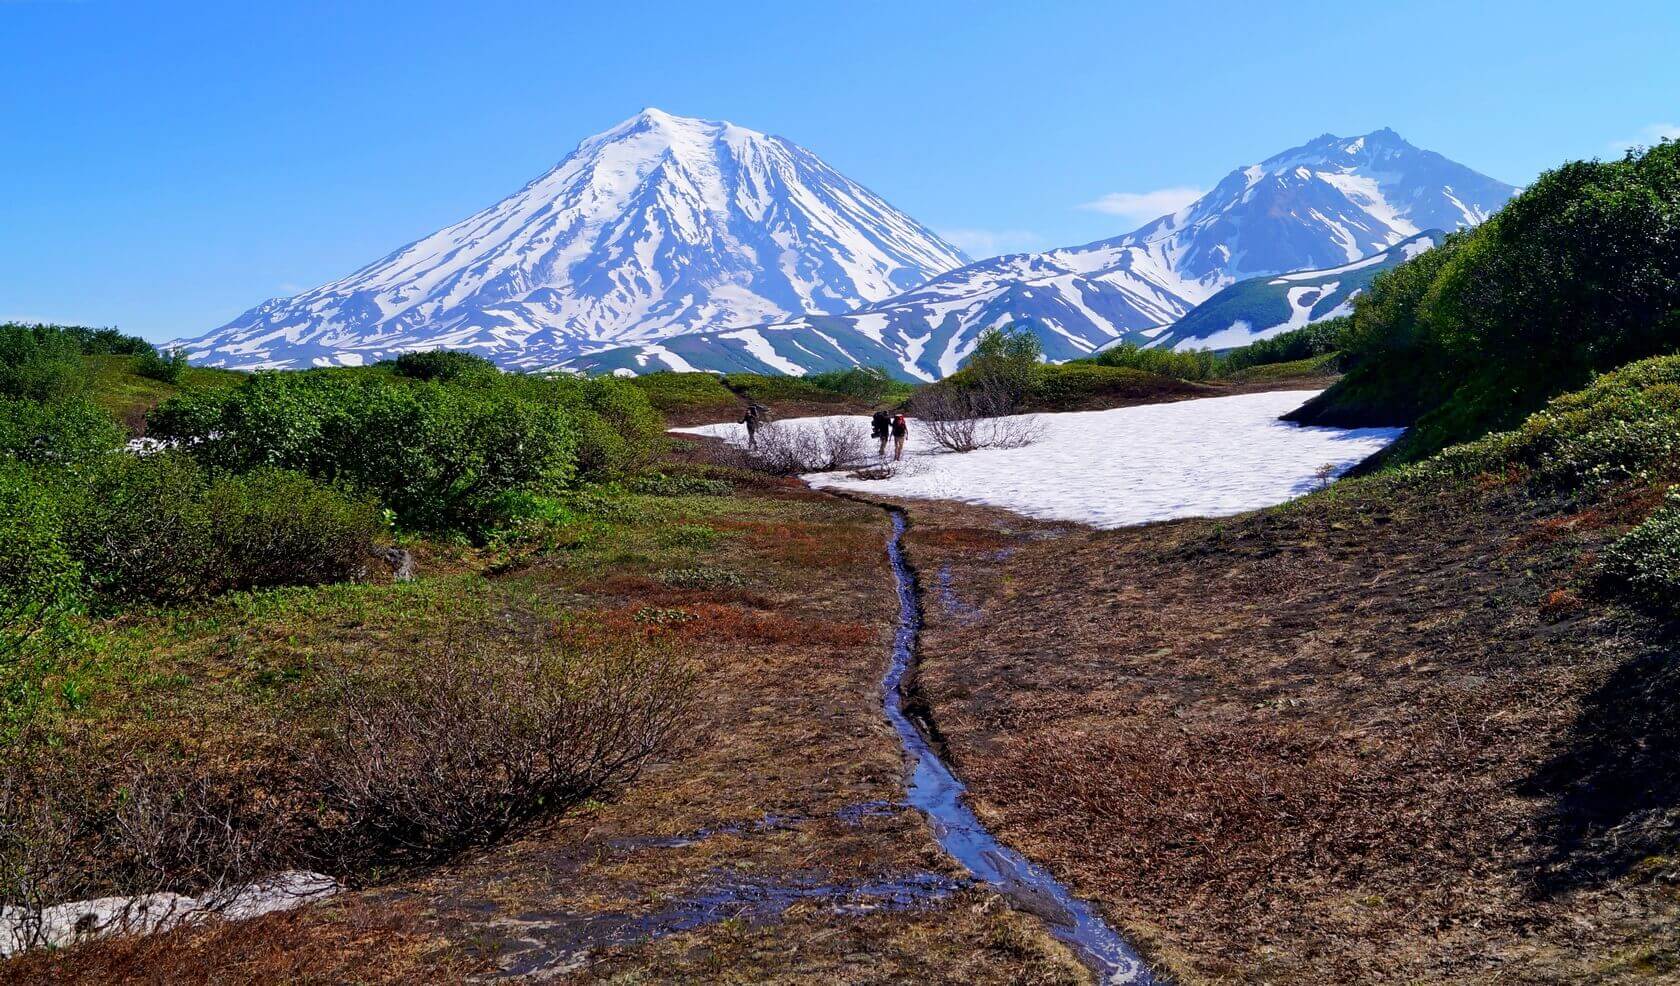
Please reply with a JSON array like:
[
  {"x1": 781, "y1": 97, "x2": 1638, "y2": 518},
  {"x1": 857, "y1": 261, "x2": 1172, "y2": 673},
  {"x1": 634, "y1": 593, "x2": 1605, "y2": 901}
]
[
  {"x1": 802, "y1": 366, "x2": 908, "y2": 402},
  {"x1": 1027, "y1": 363, "x2": 1170, "y2": 407},
  {"x1": 62, "y1": 453, "x2": 219, "y2": 608},
  {"x1": 1219, "y1": 319, "x2": 1350, "y2": 373},
  {"x1": 150, "y1": 373, "x2": 579, "y2": 537},
  {"x1": 1405, "y1": 355, "x2": 1680, "y2": 502},
  {"x1": 57, "y1": 453, "x2": 380, "y2": 608},
  {"x1": 1602, "y1": 489, "x2": 1680, "y2": 609},
  {"x1": 391, "y1": 349, "x2": 499, "y2": 384},
  {"x1": 0, "y1": 396, "x2": 125, "y2": 466},
  {"x1": 567, "y1": 377, "x2": 664, "y2": 479},
  {"x1": 657, "y1": 566, "x2": 747, "y2": 589},
  {"x1": 133, "y1": 346, "x2": 188, "y2": 384},
  {"x1": 206, "y1": 469, "x2": 382, "y2": 592},
  {"x1": 657, "y1": 524, "x2": 721, "y2": 550},
  {"x1": 627, "y1": 372, "x2": 737, "y2": 413},
  {"x1": 1090, "y1": 342, "x2": 1220, "y2": 381},
  {"x1": 0, "y1": 324, "x2": 88, "y2": 401},
  {"x1": 1292, "y1": 140, "x2": 1680, "y2": 460},
  {"x1": 962, "y1": 325, "x2": 1045, "y2": 399},
  {"x1": 0, "y1": 464, "x2": 86, "y2": 661}
]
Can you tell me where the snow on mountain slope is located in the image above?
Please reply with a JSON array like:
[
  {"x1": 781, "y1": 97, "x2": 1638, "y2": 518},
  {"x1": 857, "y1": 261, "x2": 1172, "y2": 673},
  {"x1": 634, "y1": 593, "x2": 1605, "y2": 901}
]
[
  {"x1": 176, "y1": 109, "x2": 969, "y2": 369},
  {"x1": 575, "y1": 129, "x2": 1513, "y2": 380},
  {"x1": 1148, "y1": 230, "x2": 1444, "y2": 352}
]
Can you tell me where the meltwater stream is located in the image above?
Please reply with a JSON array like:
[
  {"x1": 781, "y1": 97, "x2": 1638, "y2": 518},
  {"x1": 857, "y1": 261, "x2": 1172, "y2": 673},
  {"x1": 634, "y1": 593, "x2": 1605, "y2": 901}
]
[{"x1": 882, "y1": 510, "x2": 1154, "y2": 985}]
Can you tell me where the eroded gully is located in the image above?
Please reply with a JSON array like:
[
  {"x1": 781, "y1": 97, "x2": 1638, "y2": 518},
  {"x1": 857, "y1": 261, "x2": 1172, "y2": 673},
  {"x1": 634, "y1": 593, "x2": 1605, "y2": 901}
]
[{"x1": 881, "y1": 507, "x2": 1155, "y2": 986}]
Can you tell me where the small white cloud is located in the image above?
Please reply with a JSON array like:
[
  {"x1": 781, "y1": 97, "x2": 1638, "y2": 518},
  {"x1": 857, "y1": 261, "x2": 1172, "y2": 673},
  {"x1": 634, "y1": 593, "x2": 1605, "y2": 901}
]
[
  {"x1": 1078, "y1": 185, "x2": 1206, "y2": 223},
  {"x1": 1609, "y1": 122, "x2": 1680, "y2": 153},
  {"x1": 277, "y1": 282, "x2": 305, "y2": 294},
  {"x1": 936, "y1": 228, "x2": 1043, "y2": 259}
]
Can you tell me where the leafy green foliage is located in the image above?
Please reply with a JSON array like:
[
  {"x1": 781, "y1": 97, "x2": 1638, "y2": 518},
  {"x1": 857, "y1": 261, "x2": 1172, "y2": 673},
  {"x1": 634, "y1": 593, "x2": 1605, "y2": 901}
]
[
  {"x1": 1218, "y1": 319, "x2": 1349, "y2": 373},
  {"x1": 0, "y1": 324, "x2": 89, "y2": 401},
  {"x1": 151, "y1": 373, "x2": 578, "y2": 536},
  {"x1": 391, "y1": 349, "x2": 499, "y2": 384},
  {"x1": 60, "y1": 453, "x2": 381, "y2": 609},
  {"x1": 1089, "y1": 342, "x2": 1220, "y2": 381},
  {"x1": 1292, "y1": 141, "x2": 1680, "y2": 461},
  {"x1": 133, "y1": 345, "x2": 189, "y2": 384},
  {"x1": 148, "y1": 363, "x2": 663, "y2": 537},
  {"x1": 800, "y1": 365, "x2": 912, "y2": 403},
  {"x1": 1025, "y1": 363, "x2": 1181, "y2": 407},
  {"x1": 1407, "y1": 354, "x2": 1680, "y2": 496},
  {"x1": 1602, "y1": 488, "x2": 1680, "y2": 610},
  {"x1": 962, "y1": 325, "x2": 1044, "y2": 400},
  {"x1": 0, "y1": 396, "x2": 125, "y2": 466},
  {"x1": 626, "y1": 371, "x2": 738, "y2": 413}
]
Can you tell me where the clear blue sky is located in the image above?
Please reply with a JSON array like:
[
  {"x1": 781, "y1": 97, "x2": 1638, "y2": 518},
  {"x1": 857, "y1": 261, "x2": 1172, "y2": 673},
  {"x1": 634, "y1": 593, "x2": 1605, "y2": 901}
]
[{"x1": 5, "y1": 0, "x2": 1677, "y2": 342}]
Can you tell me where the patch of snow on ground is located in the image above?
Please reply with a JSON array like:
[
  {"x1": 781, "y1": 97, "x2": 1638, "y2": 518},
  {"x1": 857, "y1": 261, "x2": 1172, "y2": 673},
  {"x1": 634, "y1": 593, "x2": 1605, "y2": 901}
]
[
  {"x1": 1, "y1": 871, "x2": 340, "y2": 957},
  {"x1": 678, "y1": 391, "x2": 1401, "y2": 528}
]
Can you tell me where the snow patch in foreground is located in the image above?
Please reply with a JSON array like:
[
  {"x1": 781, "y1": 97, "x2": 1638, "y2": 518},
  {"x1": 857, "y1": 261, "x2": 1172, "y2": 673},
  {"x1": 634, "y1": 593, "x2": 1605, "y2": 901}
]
[
  {"x1": 0, "y1": 871, "x2": 340, "y2": 957},
  {"x1": 679, "y1": 391, "x2": 1402, "y2": 528}
]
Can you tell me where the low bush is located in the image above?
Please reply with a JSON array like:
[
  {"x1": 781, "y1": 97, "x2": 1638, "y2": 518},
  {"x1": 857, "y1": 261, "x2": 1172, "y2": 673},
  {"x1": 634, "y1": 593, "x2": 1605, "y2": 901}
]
[
  {"x1": 1601, "y1": 488, "x2": 1680, "y2": 610},
  {"x1": 627, "y1": 473, "x2": 732, "y2": 497},
  {"x1": 1026, "y1": 362, "x2": 1191, "y2": 408},
  {"x1": 206, "y1": 469, "x2": 384, "y2": 593},
  {"x1": 801, "y1": 366, "x2": 911, "y2": 403},
  {"x1": 391, "y1": 349, "x2": 498, "y2": 384},
  {"x1": 1219, "y1": 318, "x2": 1350, "y2": 373},
  {"x1": 0, "y1": 324, "x2": 88, "y2": 401},
  {"x1": 748, "y1": 418, "x2": 870, "y2": 474},
  {"x1": 312, "y1": 641, "x2": 694, "y2": 862},
  {"x1": 626, "y1": 371, "x2": 738, "y2": 413},
  {"x1": 915, "y1": 382, "x2": 1045, "y2": 453},
  {"x1": 0, "y1": 396, "x2": 125, "y2": 466},
  {"x1": 0, "y1": 465, "x2": 85, "y2": 696},
  {"x1": 150, "y1": 373, "x2": 579, "y2": 537},
  {"x1": 657, "y1": 566, "x2": 748, "y2": 590},
  {"x1": 1407, "y1": 355, "x2": 1680, "y2": 497},
  {"x1": 133, "y1": 347, "x2": 188, "y2": 385},
  {"x1": 60, "y1": 454, "x2": 381, "y2": 609},
  {"x1": 1090, "y1": 342, "x2": 1221, "y2": 381}
]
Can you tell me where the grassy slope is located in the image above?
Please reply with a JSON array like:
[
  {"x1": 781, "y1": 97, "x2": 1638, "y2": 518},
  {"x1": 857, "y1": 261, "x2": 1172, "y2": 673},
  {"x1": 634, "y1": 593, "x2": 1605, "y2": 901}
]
[
  {"x1": 10, "y1": 451, "x2": 1085, "y2": 982},
  {"x1": 83, "y1": 354, "x2": 244, "y2": 431},
  {"x1": 902, "y1": 359, "x2": 1680, "y2": 983}
]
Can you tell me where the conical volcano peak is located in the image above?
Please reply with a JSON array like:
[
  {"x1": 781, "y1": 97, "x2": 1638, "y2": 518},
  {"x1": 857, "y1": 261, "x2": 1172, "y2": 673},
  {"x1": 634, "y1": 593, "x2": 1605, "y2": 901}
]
[{"x1": 176, "y1": 111, "x2": 967, "y2": 370}]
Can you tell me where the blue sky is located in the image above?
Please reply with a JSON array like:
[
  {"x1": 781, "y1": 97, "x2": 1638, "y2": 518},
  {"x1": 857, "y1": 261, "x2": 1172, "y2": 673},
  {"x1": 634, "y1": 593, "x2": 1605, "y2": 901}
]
[{"x1": 5, "y1": 0, "x2": 1677, "y2": 342}]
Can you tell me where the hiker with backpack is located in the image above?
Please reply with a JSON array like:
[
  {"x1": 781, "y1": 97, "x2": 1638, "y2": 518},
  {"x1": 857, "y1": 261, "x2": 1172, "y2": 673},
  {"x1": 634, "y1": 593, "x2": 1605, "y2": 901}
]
[
  {"x1": 742, "y1": 402, "x2": 768, "y2": 448},
  {"x1": 890, "y1": 411, "x2": 909, "y2": 461},
  {"x1": 870, "y1": 409, "x2": 892, "y2": 457}
]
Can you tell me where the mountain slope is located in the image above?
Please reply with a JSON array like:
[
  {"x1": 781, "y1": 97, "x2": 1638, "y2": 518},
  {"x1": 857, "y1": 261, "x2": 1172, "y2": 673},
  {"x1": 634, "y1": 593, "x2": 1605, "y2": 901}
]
[
  {"x1": 576, "y1": 129, "x2": 1514, "y2": 379},
  {"x1": 176, "y1": 110, "x2": 968, "y2": 370},
  {"x1": 1149, "y1": 230, "x2": 1443, "y2": 352}
]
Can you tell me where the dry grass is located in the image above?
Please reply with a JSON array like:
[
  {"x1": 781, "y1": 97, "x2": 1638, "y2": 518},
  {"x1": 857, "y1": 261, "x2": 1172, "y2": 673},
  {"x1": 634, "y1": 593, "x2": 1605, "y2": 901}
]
[{"x1": 904, "y1": 483, "x2": 1680, "y2": 983}]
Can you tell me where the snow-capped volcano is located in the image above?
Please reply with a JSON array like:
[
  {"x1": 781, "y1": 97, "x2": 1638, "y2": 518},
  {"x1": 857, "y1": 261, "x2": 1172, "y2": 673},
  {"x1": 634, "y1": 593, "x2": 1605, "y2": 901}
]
[
  {"x1": 570, "y1": 128, "x2": 1516, "y2": 379},
  {"x1": 178, "y1": 109, "x2": 969, "y2": 369}
]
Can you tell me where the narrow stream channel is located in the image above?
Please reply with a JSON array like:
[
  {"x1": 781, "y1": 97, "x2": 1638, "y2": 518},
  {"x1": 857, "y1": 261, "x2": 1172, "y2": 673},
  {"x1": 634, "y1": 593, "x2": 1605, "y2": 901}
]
[{"x1": 882, "y1": 509, "x2": 1154, "y2": 986}]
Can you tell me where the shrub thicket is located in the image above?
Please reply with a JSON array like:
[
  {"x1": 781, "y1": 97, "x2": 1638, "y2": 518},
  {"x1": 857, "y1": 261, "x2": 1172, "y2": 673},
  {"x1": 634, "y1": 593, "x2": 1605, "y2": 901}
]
[
  {"x1": 1290, "y1": 140, "x2": 1680, "y2": 460},
  {"x1": 150, "y1": 373, "x2": 581, "y2": 536},
  {"x1": 1602, "y1": 489, "x2": 1680, "y2": 610},
  {"x1": 1090, "y1": 342, "x2": 1221, "y2": 381},
  {"x1": 55, "y1": 453, "x2": 381, "y2": 609},
  {"x1": 0, "y1": 396, "x2": 125, "y2": 466},
  {"x1": 391, "y1": 349, "x2": 499, "y2": 384}
]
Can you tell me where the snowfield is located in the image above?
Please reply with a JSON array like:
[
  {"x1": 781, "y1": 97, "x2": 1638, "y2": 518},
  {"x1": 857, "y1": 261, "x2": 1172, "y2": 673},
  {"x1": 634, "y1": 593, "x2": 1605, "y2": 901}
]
[{"x1": 678, "y1": 391, "x2": 1402, "y2": 528}]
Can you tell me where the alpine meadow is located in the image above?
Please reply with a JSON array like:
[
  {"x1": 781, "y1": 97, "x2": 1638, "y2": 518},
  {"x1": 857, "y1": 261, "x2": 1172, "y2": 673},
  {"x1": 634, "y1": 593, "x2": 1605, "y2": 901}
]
[{"x1": 5, "y1": 4, "x2": 1680, "y2": 983}]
